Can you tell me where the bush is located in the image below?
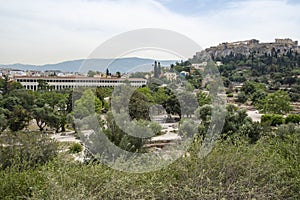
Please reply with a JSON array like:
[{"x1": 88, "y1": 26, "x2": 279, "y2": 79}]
[
  {"x1": 69, "y1": 143, "x2": 83, "y2": 154},
  {"x1": 261, "y1": 114, "x2": 284, "y2": 126},
  {"x1": 1, "y1": 127, "x2": 300, "y2": 199},
  {"x1": 285, "y1": 114, "x2": 300, "y2": 124},
  {"x1": 0, "y1": 132, "x2": 58, "y2": 170},
  {"x1": 236, "y1": 91, "x2": 247, "y2": 103}
]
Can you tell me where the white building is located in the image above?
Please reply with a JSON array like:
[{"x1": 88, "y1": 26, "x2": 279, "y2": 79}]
[
  {"x1": 9, "y1": 70, "x2": 27, "y2": 77},
  {"x1": 164, "y1": 72, "x2": 177, "y2": 81},
  {"x1": 14, "y1": 76, "x2": 147, "y2": 91}
]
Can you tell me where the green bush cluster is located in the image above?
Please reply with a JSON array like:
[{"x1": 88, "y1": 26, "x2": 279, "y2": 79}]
[
  {"x1": 0, "y1": 132, "x2": 58, "y2": 171},
  {"x1": 0, "y1": 125, "x2": 299, "y2": 199},
  {"x1": 285, "y1": 114, "x2": 300, "y2": 124},
  {"x1": 261, "y1": 114, "x2": 284, "y2": 126},
  {"x1": 69, "y1": 143, "x2": 83, "y2": 154},
  {"x1": 262, "y1": 114, "x2": 300, "y2": 126}
]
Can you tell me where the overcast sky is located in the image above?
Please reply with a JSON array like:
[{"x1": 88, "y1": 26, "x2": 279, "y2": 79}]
[{"x1": 0, "y1": 0, "x2": 300, "y2": 64}]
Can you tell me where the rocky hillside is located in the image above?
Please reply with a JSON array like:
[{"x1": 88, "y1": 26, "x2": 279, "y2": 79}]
[{"x1": 192, "y1": 38, "x2": 300, "y2": 62}]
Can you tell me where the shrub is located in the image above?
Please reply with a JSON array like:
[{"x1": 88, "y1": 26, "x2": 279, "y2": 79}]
[
  {"x1": 285, "y1": 114, "x2": 300, "y2": 124},
  {"x1": 69, "y1": 143, "x2": 83, "y2": 154},
  {"x1": 236, "y1": 91, "x2": 247, "y2": 103},
  {"x1": 261, "y1": 114, "x2": 284, "y2": 126},
  {"x1": 0, "y1": 132, "x2": 58, "y2": 170},
  {"x1": 1, "y1": 127, "x2": 300, "y2": 199}
]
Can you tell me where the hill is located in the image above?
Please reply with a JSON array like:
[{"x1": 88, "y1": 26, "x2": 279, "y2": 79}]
[
  {"x1": 192, "y1": 38, "x2": 300, "y2": 62},
  {"x1": 0, "y1": 58, "x2": 176, "y2": 73}
]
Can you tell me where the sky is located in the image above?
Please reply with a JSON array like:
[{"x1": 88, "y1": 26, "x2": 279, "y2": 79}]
[{"x1": 0, "y1": 0, "x2": 300, "y2": 64}]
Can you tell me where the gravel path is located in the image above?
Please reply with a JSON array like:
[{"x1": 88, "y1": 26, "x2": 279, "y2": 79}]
[{"x1": 51, "y1": 132, "x2": 80, "y2": 143}]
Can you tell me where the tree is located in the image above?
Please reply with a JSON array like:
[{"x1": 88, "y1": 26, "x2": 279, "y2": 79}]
[
  {"x1": 32, "y1": 105, "x2": 52, "y2": 131},
  {"x1": 8, "y1": 105, "x2": 30, "y2": 132},
  {"x1": 0, "y1": 76, "x2": 22, "y2": 95},
  {"x1": 37, "y1": 80, "x2": 50, "y2": 91},
  {"x1": 47, "y1": 110, "x2": 64, "y2": 132},
  {"x1": 236, "y1": 91, "x2": 247, "y2": 103},
  {"x1": 195, "y1": 104, "x2": 259, "y2": 142},
  {"x1": 178, "y1": 119, "x2": 198, "y2": 138},
  {"x1": 257, "y1": 90, "x2": 292, "y2": 114},
  {"x1": 241, "y1": 81, "x2": 256, "y2": 95},
  {"x1": 137, "y1": 87, "x2": 154, "y2": 103},
  {"x1": 87, "y1": 70, "x2": 96, "y2": 77},
  {"x1": 11, "y1": 90, "x2": 35, "y2": 111},
  {"x1": 195, "y1": 104, "x2": 212, "y2": 122},
  {"x1": 0, "y1": 108, "x2": 8, "y2": 133},
  {"x1": 129, "y1": 90, "x2": 151, "y2": 120},
  {"x1": 197, "y1": 91, "x2": 211, "y2": 106},
  {"x1": 96, "y1": 87, "x2": 113, "y2": 99},
  {"x1": 1, "y1": 95, "x2": 30, "y2": 131},
  {"x1": 74, "y1": 89, "x2": 102, "y2": 119},
  {"x1": 2, "y1": 96, "x2": 22, "y2": 111},
  {"x1": 178, "y1": 92, "x2": 198, "y2": 118},
  {"x1": 164, "y1": 93, "x2": 181, "y2": 118},
  {"x1": 103, "y1": 112, "x2": 146, "y2": 152},
  {"x1": 116, "y1": 71, "x2": 121, "y2": 78},
  {"x1": 32, "y1": 91, "x2": 70, "y2": 132},
  {"x1": 153, "y1": 87, "x2": 169, "y2": 105},
  {"x1": 251, "y1": 89, "x2": 267, "y2": 105}
]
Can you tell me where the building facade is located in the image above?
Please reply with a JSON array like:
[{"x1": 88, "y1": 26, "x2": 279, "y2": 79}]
[{"x1": 14, "y1": 76, "x2": 147, "y2": 91}]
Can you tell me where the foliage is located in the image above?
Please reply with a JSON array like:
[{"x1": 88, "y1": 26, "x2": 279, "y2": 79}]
[
  {"x1": 0, "y1": 108, "x2": 8, "y2": 133},
  {"x1": 95, "y1": 87, "x2": 113, "y2": 102},
  {"x1": 195, "y1": 104, "x2": 212, "y2": 122},
  {"x1": 250, "y1": 89, "x2": 267, "y2": 105},
  {"x1": 197, "y1": 91, "x2": 211, "y2": 106},
  {"x1": 8, "y1": 105, "x2": 31, "y2": 132},
  {"x1": 257, "y1": 90, "x2": 292, "y2": 114},
  {"x1": 129, "y1": 90, "x2": 151, "y2": 120},
  {"x1": 73, "y1": 89, "x2": 102, "y2": 119},
  {"x1": 32, "y1": 91, "x2": 70, "y2": 132},
  {"x1": 285, "y1": 114, "x2": 300, "y2": 124},
  {"x1": 0, "y1": 76, "x2": 23, "y2": 95},
  {"x1": 0, "y1": 132, "x2": 58, "y2": 170},
  {"x1": 1, "y1": 124, "x2": 300, "y2": 199},
  {"x1": 221, "y1": 105, "x2": 253, "y2": 140},
  {"x1": 103, "y1": 112, "x2": 146, "y2": 152},
  {"x1": 177, "y1": 92, "x2": 198, "y2": 118},
  {"x1": 32, "y1": 105, "x2": 52, "y2": 131},
  {"x1": 241, "y1": 81, "x2": 256, "y2": 95},
  {"x1": 261, "y1": 114, "x2": 284, "y2": 126},
  {"x1": 0, "y1": 49, "x2": 300, "y2": 198},
  {"x1": 87, "y1": 70, "x2": 97, "y2": 77},
  {"x1": 196, "y1": 104, "x2": 259, "y2": 142},
  {"x1": 236, "y1": 91, "x2": 247, "y2": 103},
  {"x1": 129, "y1": 71, "x2": 150, "y2": 78},
  {"x1": 134, "y1": 119, "x2": 162, "y2": 136},
  {"x1": 151, "y1": 86, "x2": 182, "y2": 118},
  {"x1": 69, "y1": 143, "x2": 83, "y2": 154},
  {"x1": 37, "y1": 79, "x2": 51, "y2": 91}
]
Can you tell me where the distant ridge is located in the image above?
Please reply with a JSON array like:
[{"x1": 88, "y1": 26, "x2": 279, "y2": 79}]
[{"x1": 0, "y1": 57, "x2": 176, "y2": 73}]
